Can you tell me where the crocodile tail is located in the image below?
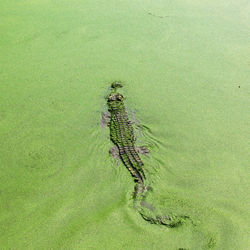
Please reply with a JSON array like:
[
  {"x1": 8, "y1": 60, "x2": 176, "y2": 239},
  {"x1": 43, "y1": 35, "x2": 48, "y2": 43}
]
[{"x1": 133, "y1": 183, "x2": 185, "y2": 228}]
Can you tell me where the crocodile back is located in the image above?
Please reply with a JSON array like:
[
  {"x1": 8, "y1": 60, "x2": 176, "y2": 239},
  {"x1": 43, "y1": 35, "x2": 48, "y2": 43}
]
[{"x1": 108, "y1": 96, "x2": 145, "y2": 183}]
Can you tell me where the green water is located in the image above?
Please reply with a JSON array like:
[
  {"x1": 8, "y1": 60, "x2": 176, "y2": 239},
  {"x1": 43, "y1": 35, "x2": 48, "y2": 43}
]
[{"x1": 0, "y1": 0, "x2": 249, "y2": 249}]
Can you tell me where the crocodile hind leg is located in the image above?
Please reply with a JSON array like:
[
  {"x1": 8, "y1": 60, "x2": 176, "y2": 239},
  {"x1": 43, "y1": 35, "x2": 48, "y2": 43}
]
[
  {"x1": 109, "y1": 145, "x2": 121, "y2": 165},
  {"x1": 136, "y1": 146, "x2": 150, "y2": 155}
]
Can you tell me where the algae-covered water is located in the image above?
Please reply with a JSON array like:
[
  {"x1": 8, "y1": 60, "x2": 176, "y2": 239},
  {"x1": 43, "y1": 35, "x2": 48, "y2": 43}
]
[{"x1": 0, "y1": 0, "x2": 249, "y2": 249}]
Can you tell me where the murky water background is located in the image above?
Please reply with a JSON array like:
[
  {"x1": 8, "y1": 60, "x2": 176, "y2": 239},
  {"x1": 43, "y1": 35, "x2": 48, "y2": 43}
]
[{"x1": 0, "y1": 0, "x2": 249, "y2": 249}]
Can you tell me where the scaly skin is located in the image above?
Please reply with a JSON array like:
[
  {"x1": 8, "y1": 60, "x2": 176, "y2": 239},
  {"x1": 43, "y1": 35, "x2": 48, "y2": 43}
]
[
  {"x1": 107, "y1": 82, "x2": 185, "y2": 227},
  {"x1": 108, "y1": 92, "x2": 145, "y2": 184}
]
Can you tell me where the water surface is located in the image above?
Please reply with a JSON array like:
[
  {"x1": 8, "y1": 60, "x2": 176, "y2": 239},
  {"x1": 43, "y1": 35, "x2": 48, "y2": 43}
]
[{"x1": 0, "y1": 0, "x2": 249, "y2": 249}]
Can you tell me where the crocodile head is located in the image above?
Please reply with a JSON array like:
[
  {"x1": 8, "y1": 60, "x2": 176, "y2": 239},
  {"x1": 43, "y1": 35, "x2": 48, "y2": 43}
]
[{"x1": 107, "y1": 93, "x2": 124, "y2": 102}]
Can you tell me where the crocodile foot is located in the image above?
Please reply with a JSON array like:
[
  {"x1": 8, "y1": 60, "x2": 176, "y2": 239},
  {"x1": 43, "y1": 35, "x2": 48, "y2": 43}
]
[
  {"x1": 101, "y1": 112, "x2": 111, "y2": 129},
  {"x1": 109, "y1": 146, "x2": 120, "y2": 165},
  {"x1": 109, "y1": 145, "x2": 119, "y2": 158},
  {"x1": 136, "y1": 146, "x2": 150, "y2": 155}
]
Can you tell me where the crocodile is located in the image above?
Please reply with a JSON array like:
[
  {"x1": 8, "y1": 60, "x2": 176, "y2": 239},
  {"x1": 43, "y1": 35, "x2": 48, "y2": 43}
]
[{"x1": 105, "y1": 82, "x2": 186, "y2": 227}]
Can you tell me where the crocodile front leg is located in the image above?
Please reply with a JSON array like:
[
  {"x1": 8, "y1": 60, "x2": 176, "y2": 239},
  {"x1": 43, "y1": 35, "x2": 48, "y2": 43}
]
[{"x1": 101, "y1": 111, "x2": 111, "y2": 129}]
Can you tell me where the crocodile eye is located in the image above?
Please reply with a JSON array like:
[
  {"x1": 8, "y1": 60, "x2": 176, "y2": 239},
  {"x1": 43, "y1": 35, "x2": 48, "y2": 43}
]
[{"x1": 117, "y1": 95, "x2": 123, "y2": 100}]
